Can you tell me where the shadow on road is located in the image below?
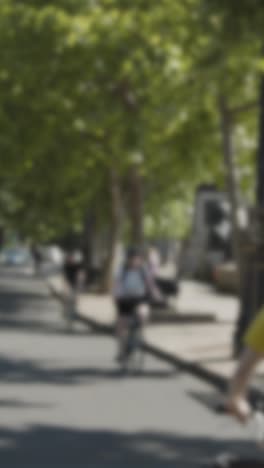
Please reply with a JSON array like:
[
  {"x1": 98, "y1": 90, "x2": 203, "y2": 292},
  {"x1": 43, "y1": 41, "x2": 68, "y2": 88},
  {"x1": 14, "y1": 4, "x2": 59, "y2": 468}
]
[
  {"x1": 0, "y1": 399, "x2": 53, "y2": 410},
  {"x1": 0, "y1": 270, "x2": 73, "y2": 336},
  {"x1": 0, "y1": 354, "x2": 176, "y2": 385},
  {"x1": 0, "y1": 425, "x2": 258, "y2": 468},
  {"x1": 187, "y1": 390, "x2": 222, "y2": 413},
  {"x1": 0, "y1": 271, "x2": 176, "y2": 385},
  {"x1": 0, "y1": 294, "x2": 68, "y2": 336}
]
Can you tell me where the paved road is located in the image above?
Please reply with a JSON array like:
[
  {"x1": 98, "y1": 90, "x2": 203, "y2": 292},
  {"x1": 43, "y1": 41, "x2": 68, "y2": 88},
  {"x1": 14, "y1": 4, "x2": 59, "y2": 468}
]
[{"x1": 0, "y1": 267, "x2": 261, "y2": 467}]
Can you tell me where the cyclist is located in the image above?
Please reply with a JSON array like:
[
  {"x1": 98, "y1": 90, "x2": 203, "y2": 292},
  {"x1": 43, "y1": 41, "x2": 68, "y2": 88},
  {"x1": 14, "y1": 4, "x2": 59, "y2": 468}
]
[
  {"x1": 225, "y1": 308, "x2": 264, "y2": 422},
  {"x1": 114, "y1": 247, "x2": 161, "y2": 362}
]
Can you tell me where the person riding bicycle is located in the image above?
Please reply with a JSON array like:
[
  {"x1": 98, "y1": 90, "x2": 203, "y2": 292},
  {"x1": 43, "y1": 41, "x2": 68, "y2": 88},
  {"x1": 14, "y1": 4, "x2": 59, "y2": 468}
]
[{"x1": 114, "y1": 247, "x2": 161, "y2": 362}]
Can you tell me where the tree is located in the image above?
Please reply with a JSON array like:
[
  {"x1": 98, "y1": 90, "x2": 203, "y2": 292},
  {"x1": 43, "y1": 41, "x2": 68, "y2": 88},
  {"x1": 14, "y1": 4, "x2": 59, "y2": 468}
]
[
  {"x1": 198, "y1": 0, "x2": 264, "y2": 353},
  {"x1": 3, "y1": 0, "x2": 258, "y2": 295},
  {"x1": 0, "y1": 1, "x2": 222, "y2": 277}
]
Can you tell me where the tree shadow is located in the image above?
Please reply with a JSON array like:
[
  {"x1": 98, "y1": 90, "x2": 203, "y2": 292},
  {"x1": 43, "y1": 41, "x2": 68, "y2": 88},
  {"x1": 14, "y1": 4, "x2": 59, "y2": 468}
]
[
  {"x1": 0, "y1": 294, "x2": 68, "y2": 336},
  {"x1": 0, "y1": 267, "x2": 33, "y2": 280},
  {"x1": 0, "y1": 290, "x2": 50, "y2": 304},
  {"x1": 0, "y1": 354, "x2": 176, "y2": 386},
  {"x1": 0, "y1": 316, "x2": 88, "y2": 336},
  {"x1": 187, "y1": 389, "x2": 223, "y2": 413},
  {"x1": 0, "y1": 425, "x2": 260, "y2": 467},
  {"x1": 0, "y1": 274, "x2": 70, "y2": 336},
  {"x1": 0, "y1": 399, "x2": 53, "y2": 410},
  {"x1": 0, "y1": 272, "x2": 176, "y2": 384}
]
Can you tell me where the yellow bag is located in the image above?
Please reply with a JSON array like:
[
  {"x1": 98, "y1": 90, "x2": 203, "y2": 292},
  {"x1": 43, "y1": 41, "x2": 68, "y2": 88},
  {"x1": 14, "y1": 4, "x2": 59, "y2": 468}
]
[{"x1": 244, "y1": 308, "x2": 264, "y2": 354}]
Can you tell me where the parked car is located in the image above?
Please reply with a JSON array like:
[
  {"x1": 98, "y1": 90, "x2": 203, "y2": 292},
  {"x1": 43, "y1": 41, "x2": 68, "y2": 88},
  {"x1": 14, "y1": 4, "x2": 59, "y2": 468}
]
[
  {"x1": 0, "y1": 247, "x2": 32, "y2": 266},
  {"x1": 212, "y1": 261, "x2": 239, "y2": 294}
]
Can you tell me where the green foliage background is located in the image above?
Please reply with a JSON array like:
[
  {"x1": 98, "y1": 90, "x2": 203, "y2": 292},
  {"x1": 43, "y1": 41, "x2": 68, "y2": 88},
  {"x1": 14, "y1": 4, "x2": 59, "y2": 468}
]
[{"x1": 0, "y1": 0, "x2": 261, "y2": 241}]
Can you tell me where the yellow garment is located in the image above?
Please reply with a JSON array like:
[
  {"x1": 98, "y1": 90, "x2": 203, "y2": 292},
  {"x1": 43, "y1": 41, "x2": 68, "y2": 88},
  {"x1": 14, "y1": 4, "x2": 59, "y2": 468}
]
[{"x1": 244, "y1": 309, "x2": 264, "y2": 354}]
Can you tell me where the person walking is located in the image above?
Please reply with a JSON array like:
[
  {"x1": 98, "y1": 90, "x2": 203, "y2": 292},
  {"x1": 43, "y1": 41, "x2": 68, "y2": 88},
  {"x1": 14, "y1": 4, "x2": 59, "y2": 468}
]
[
  {"x1": 31, "y1": 244, "x2": 43, "y2": 275},
  {"x1": 225, "y1": 308, "x2": 264, "y2": 422},
  {"x1": 62, "y1": 249, "x2": 85, "y2": 332}
]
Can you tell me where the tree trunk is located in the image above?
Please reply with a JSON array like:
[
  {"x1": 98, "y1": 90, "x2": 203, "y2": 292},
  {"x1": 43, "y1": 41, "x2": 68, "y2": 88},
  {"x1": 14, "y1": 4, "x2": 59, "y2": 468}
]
[
  {"x1": 257, "y1": 76, "x2": 264, "y2": 208},
  {"x1": 127, "y1": 165, "x2": 144, "y2": 246},
  {"x1": 219, "y1": 96, "x2": 242, "y2": 276},
  {"x1": 82, "y1": 212, "x2": 96, "y2": 280},
  {"x1": 219, "y1": 96, "x2": 247, "y2": 356},
  {"x1": 233, "y1": 77, "x2": 264, "y2": 355},
  {"x1": 101, "y1": 169, "x2": 123, "y2": 293},
  {"x1": 0, "y1": 226, "x2": 4, "y2": 249},
  {"x1": 247, "y1": 75, "x2": 264, "y2": 327}
]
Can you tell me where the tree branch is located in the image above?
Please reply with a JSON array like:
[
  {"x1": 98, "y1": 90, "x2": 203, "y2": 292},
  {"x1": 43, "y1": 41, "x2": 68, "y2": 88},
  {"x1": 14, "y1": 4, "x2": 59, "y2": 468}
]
[{"x1": 230, "y1": 101, "x2": 258, "y2": 117}]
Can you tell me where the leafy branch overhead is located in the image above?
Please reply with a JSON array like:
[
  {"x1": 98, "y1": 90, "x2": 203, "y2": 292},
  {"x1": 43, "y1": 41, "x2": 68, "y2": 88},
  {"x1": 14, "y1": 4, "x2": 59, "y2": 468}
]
[{"x1": 0, "y1": 0, "x2": 261, "y2": 240}]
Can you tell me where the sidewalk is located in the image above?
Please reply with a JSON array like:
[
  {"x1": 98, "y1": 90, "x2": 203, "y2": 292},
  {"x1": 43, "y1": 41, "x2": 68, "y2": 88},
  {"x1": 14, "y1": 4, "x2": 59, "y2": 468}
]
[{"x1": 48, "y1": 274, "x2": 264, "y2": 395}]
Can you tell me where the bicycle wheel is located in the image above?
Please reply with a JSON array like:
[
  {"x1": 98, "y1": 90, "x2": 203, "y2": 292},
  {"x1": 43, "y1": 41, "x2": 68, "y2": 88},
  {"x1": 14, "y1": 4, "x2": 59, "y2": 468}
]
[
  {"x1": 128, "y1": 326, "x2": 144, "y2": 375},
  {"x1": 62, "y1": 295, "x2": 76, "y2": 333}
]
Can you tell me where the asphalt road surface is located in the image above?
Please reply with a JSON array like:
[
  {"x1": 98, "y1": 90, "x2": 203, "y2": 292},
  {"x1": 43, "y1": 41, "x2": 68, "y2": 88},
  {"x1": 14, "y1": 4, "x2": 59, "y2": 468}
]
[{"x1": 0, "y1": 267, "x2": 262, "y2": 467}]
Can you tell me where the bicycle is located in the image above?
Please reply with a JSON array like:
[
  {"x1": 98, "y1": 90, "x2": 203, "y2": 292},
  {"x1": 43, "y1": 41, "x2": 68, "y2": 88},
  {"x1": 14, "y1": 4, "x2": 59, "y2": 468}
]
[
  {"x1": 62, "y1": 287, "x2": 77, "y2": 332},
  {"x1": 117, "y1": 314, "x2": 145, "y2": 374}
]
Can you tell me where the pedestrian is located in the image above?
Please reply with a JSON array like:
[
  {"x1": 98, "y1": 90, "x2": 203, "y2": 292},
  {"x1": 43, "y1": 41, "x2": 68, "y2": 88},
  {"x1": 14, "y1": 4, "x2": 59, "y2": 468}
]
[
  {"x1": 31, "y1": 243, "x2": 43, "y2": 275},
  {"x1": 225, "y1": 308, "x2": 264, "y2": 422},
  {"x1": 147, "y1": 245, "x2": 161, "y2": 277},
  {"x1": 62, "y1": 249, "x2": 85, "y2": 332}
]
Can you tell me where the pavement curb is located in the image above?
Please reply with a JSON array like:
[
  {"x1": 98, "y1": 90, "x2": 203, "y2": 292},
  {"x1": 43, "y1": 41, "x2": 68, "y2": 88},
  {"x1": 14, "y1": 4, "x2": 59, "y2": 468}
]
[
  {"x1": 79, "y1": 309, "x2": 264, "y2": 405},
  {"x1": 76, "y1": 307, "x2": 233, "y2": 398},
  {"x1": 48, "y1": 281, "x2": 264, "y2": 404}
]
